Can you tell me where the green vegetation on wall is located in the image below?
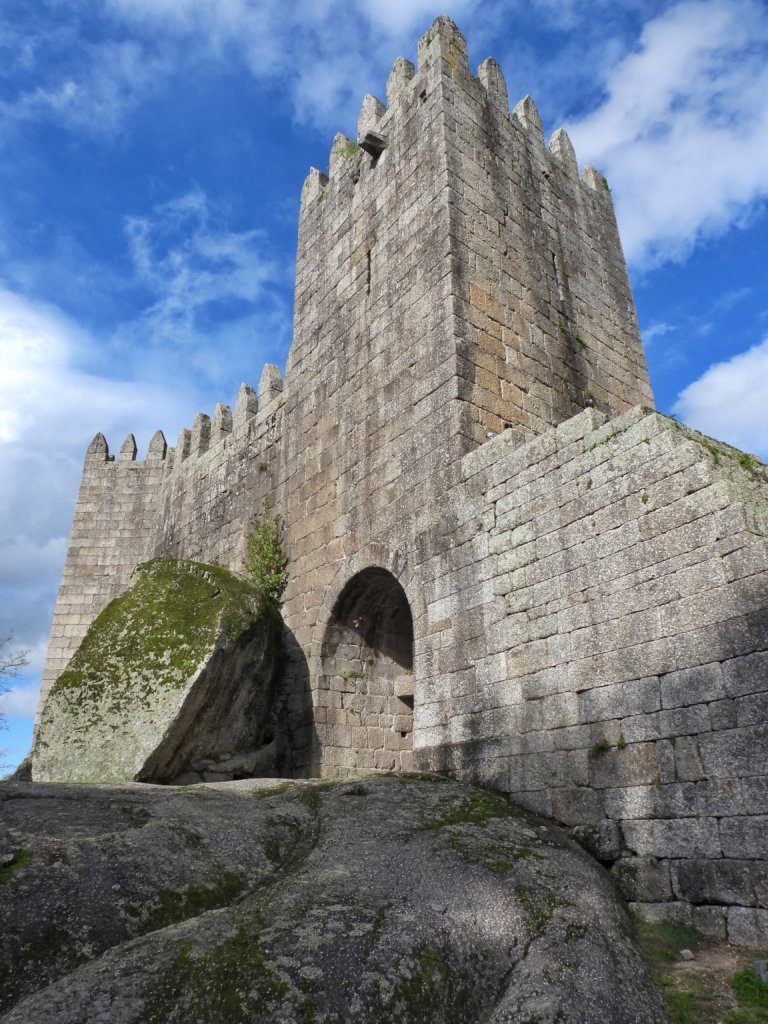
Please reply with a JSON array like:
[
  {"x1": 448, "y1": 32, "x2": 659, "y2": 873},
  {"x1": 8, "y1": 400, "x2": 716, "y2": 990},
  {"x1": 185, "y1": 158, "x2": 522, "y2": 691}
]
[
  {"x1": 50, "y1": 559, "x2": 259, "y2": 707},
  {"x1": 245, "y1": 502, "x2": 288, "y2": 608}
]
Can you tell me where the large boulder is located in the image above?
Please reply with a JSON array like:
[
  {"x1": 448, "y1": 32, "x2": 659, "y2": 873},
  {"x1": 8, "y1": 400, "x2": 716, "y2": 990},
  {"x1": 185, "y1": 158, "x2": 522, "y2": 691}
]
[
  {"x1": 32, "y1": 559, "x2": 281, "y2": 784},
  {"x1": 0, "y1": 775, "x2": 668, "y2": 1023}
]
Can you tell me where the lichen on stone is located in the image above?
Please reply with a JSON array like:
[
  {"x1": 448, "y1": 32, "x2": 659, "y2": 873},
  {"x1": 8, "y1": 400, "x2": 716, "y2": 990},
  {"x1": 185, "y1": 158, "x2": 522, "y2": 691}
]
[
  {"x1": 33, "y1": 558, "x2": 279, "y2": 785},
  {"x1": 50, "y1": 559, "x2": 257, "y2": 705}
]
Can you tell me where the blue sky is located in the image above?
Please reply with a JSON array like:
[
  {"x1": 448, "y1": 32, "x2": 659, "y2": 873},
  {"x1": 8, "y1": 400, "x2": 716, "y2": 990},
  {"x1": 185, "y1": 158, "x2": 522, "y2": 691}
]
[{"x1": 1, "y1": 0, "x2": 768, "y2": 772}]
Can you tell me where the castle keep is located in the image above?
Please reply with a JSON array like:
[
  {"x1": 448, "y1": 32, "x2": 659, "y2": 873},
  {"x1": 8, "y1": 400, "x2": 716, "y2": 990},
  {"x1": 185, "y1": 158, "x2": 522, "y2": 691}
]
[{"x1": 35, "y1": 18, "x2": 768, "y2": 944}]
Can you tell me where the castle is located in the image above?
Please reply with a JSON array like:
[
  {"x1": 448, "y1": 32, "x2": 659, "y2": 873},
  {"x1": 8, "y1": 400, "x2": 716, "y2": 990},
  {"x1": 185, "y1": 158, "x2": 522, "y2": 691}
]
[{"x1": 34, "y1": 18, "x2": 768, "y2": 945}]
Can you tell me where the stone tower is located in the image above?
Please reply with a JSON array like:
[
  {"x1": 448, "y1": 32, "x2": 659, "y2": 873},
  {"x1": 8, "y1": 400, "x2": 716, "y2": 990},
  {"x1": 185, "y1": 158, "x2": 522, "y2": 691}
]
[{"x1": 35, "y1": 17, "x2": 768, "y2": 943}]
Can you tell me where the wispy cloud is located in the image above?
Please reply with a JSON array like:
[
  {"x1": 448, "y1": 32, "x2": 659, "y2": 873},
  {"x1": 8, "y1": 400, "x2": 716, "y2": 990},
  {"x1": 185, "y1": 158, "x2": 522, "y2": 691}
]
[
  {"x1": 568, "y1": 0, "x2": 768, "y2": 269},
  {"x1": 106, "y1": 0, "x2": 486, "y2": 128},
  {"x1": 0, "y1": 681, "x2": 40, "y2": 719},
  {"x1": 710, "y1": 286, "x2": 752, "y2": 315},
  {"x1": 0, "y1": 286, "x2": 197, "y2": 672},
  {"x1": 673, "y1": 335, "x2": 768, "y2": 457},
  {"x1": 0, "y1": 29, "x2": 168, "y2": 137},
  {"x1": 642, "y1": 322, "x2": 674, "y2": 344},
  {"x1": 117, "y1": 190, "x2": 291, "y2": 385}
]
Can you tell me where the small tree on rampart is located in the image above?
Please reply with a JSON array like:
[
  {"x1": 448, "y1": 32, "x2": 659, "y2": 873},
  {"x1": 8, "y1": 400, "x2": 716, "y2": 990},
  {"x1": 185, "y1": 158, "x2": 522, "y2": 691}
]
[{"x1": 244, "y1": 501, "x2": 288, "y2": 608}]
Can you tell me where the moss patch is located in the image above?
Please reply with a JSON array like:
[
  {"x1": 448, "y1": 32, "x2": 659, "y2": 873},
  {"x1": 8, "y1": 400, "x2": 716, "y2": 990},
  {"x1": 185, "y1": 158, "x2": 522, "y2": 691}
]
[
  {"x1": 145, "y1": 925, "x2": 290, "y2": 1024},
  {"x1": 382, "y1": 942, "x2": 472, "y2": 1022},
  {"x1": 729, "y1": 967, "x2": 768, "y2": 1022},
  {"x1": 0, "y1": 847, "x2": 31, "y2": 884},
  {"x1": 33, "y1": 558, "x2": 273, "y2": 784},
  {"x1": 143, "y1": 873, "x2": 245, "y2": 932},
  {"x1": 425, "y1": 789, "x2": 513, "y2": 830},
  {"x1": 50, "y1": 559, "x2": 258, "y2": 709},
  {"x1": 637, "y1": 920, "x2": 702, "y2": 969},
  {"x1": 637, "y1": 921, "x2": 710, "y2": 1022}
]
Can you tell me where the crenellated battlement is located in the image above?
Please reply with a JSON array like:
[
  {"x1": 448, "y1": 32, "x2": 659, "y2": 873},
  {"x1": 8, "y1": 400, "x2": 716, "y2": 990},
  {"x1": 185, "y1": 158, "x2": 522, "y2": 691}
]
[
  {"x1": 82, "y1": 363, "x2": 286, "y2": 478},
  {"x1": 300, "y1": 16, "x2": 616, "y2": 231},
  {"x1": 292, "y1": 15, "x2": 650, "y2": 449}
]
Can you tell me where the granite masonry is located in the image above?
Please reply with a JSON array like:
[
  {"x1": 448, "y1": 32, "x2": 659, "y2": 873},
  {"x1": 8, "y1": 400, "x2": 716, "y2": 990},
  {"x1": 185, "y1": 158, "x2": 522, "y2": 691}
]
[{"x1": 33, "y1": 18, "x2": 768, "y2": 943}]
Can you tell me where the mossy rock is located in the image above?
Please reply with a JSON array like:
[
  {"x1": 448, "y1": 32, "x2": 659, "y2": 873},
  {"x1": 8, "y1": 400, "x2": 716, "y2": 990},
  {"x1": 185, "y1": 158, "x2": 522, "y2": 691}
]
[
  {"x1": 32, "y1": 559, "x2": 281, "y2": 784},
  {"x1": 0, "y1": 776, "x2": 669, "y2": 1023}
]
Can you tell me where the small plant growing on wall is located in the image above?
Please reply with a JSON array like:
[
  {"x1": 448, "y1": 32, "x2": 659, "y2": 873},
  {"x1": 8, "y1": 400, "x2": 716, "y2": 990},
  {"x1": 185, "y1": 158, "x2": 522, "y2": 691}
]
[{"x1": 245, "y1": 500, "x2": 288, "y2": 607}]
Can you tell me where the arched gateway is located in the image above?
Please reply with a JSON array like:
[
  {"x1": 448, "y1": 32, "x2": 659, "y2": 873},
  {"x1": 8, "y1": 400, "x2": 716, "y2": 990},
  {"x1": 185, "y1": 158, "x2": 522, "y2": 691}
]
[{"x1": 318, "y1": 568, "x2": 414, "y2": 775}]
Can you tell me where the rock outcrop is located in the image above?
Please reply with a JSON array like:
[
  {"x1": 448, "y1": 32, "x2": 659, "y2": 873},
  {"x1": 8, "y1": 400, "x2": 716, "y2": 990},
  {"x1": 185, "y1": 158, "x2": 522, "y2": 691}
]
[
  {"x1": 0, "y1": 775, "x2": 668, "y2": 1023},
  {"x1": 32, "y1": 559, "x2": 281, "y2": 784}
]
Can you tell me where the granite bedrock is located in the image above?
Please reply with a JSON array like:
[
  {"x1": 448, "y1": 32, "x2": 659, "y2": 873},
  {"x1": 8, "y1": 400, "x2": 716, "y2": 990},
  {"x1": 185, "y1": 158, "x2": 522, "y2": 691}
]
[{"x1": 32, "y1": 17, "x2": 768, "y2": 944}]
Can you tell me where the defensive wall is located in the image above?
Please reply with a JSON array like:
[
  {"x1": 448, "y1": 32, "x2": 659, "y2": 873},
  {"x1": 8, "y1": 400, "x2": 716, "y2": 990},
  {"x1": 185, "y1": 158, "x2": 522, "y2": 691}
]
[{"x1": 34, "y1": 17, "x2": 768, "y2": 942}]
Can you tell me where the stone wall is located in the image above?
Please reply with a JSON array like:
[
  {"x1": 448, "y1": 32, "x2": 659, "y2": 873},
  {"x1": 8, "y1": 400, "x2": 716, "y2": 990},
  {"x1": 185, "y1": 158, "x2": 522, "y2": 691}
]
[
  {"x1": 441, "y1": 43, "x2": 653, "y2": 444},
  {"x1": 35, "y1": 431, "x2": 167, "y2": 726},
  {"x1": 414, "y1": 406, "x2": 768, "y2": 946}
]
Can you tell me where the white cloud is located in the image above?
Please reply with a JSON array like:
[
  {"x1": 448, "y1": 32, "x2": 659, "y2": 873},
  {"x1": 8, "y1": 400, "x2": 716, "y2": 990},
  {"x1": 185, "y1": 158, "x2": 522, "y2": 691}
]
[
  {"x1": 106, "y1": 0, "x2": 483, "y2": 129},
  {"x1": 568, "y1": 0, "x2": 768, "y2": 269},
  {"x1": 0, "y1": 286, "x2": 197, "y2": 666},
  {"x1": 642, "y1": 322, "x2": 674, "y2": 344},
  {"x1": 0, "y1": 35, "x2": 168, "y2": 137},
  {"x1": 120, "y1": 190, "x2": 288, "y2": 361},
  {"x1": 0, "y1": 680, "x2": 41, "y2": 718},
  {"x1": 673, "y1": 336, "x2": 768, "y2": 457}
]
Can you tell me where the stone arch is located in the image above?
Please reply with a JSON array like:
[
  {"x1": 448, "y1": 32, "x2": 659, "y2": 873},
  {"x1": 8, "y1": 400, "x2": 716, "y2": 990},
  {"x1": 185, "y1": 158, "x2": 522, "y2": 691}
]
[
  {"x1": 313, "y1": 542, "x2": 427, "y2": 651},
  {"x1": 317, "y1": 566, "x2": 416, "y2": 775}
]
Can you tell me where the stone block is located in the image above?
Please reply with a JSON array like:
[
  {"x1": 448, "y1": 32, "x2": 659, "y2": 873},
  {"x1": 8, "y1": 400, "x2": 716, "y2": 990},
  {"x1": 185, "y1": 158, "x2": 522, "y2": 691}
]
[
  {"x1": 736, "y1": 691, "x2": 768, "y2": 727},
  {"x1": 709, "y1": 698, "x2": 737, "y2": 730},
  {"x1": 720, "y1": 816, "x2": 768, "y2": 859},
  {"x1": 727, "y1": 907, "x2": 768, "y2": 947},
  {"x1": 621, "y1": 818, "x2": 721, "y2": 859},
  {"x1": 742, "y1": 777, "x2": 768, "y2": 814},
  {"x1": 699, "y1": 726, "x2": 768, "y2": 779},
  {"x1": 673, "y1": 736, "x2": 706, "y2": 781},
  {"x1": 619, "y1": 712, "x2": 661, "y2": 743},
  {"x1": 629, "y1": 901, "x2": 693, "y2": 927},
  {"x1": 658, "y1": 704, "x2": 711, "y2": 738},
  {"x1": 660, "y1": 663, "x2": 725, "y2": 709},
  {"x1": 723, "y1": 651, "x2": 768, "y2": 697},
  {"x1": 589, "y1": 741, "x2": 659, "y2": 789},
  {"x1": 579, "y1": 676, "x2": 660, "y2": 724},
  {"x1": 551, "y1": 786, "x2": 605, "y2": 825},
  {"x1": 695, "y1": 778, "x2": 744, "y2": 816},
  {"x1": 509, "y1": 749, "x2": 588, "y2": 791},
  {"x1": 612, "y1": 857, "x2": 672, "y2": 902},
  {"x1": 692, "y1": 906, "x2": 727, "y2": 940},
  {"x1": 540, "y1": 691, "x2": 579, "y2": 729},
  {"x1": 753, "y1": 862, "x2": 768, "y2": 907},
  {"x1": 604, "y1": 782, "x2": 697, "y2": 821},
  {"x1": 571, "y1": 819, "x2": 623, "y2": 863},
  {"x1": 671, "y1": 859, "x2": 755, "y2": 906}
]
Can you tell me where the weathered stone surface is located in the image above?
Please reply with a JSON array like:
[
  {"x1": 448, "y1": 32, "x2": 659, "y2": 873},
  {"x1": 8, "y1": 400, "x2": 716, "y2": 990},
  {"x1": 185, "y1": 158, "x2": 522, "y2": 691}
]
[
  {"x1": 720, "y1": 815, "x2": 768, "y2": 859},
  {"x1": 671, "y1": 859, "x2": 756, "y2": 906},
  {"x1": 0, "y1": 776, "x2": 667, "y2": 1024},
  {"x1": 571, "y1": 818, "x2": 623, "y2": 862},
  {"x1": 32, "y1": 559, "x2": 280, "y2": 784},
  {"x1": 727, "y1": 907, "x2": 768, "y2": 947},
  {"x1": 621, "y1": 818, "x2": 721, "y2": 859},
  {"x1": 611, "y1": 857, "x2": 672, "y2": 903},
  {"x1": 692, "y1": 905, "x2": 727, "y2": 940}
]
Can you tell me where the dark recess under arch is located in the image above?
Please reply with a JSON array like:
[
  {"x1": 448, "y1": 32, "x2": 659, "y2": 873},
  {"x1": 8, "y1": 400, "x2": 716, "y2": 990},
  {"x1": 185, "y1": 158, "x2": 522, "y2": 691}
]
[{"x1": 319, "y1": 567, "x2": 414, "y2": 774}]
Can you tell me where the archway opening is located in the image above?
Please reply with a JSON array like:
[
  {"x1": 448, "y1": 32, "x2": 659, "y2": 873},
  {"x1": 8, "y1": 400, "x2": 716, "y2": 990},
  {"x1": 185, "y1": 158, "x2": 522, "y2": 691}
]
[{"x1": 319, "y1": 567, "x2": 414, "y2": 774}]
